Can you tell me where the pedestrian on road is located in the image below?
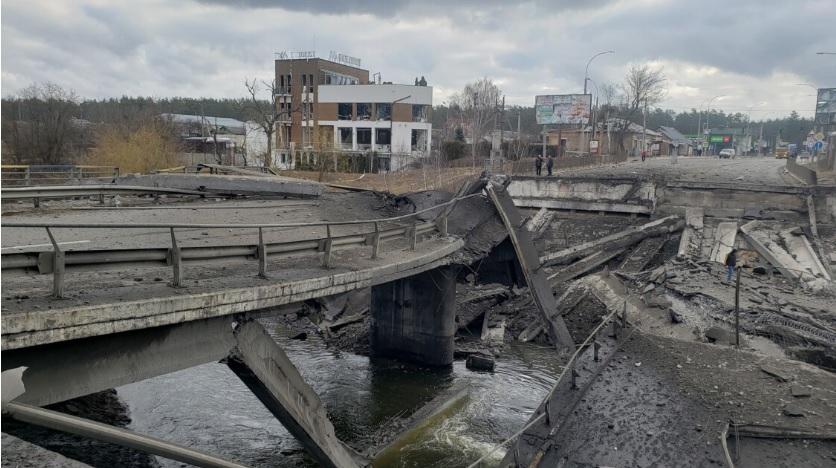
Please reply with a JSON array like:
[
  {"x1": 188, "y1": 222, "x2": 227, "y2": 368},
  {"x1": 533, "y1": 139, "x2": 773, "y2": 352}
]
[
  {"x1": 724, "y1": 248, "x2": 737, "y2": 282},
  {"x1": 641, "y1": 149, "x2": 646, "y2": 162},
  {"x1": 535, "y1": 154, "x2": 543, "y2": 176},
  {"x1": 546, "y1": 154, "x2": 554, "y2": 176}
]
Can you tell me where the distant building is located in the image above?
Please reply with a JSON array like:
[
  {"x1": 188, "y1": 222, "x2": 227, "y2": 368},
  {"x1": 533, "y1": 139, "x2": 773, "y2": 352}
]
[
  {"x1": 705, "y1": 127, "x2": 752, "y2": 156},
  {"x1": 657, "y1": 126, "x2": 692, "y2": 156},
  {"x1": 161, "y1": 113, "x2": 267, "y2": 166},
  {"x1": 274, "y1": 56, "x2": 432, "y2": 171},
  {"x1": 544, "y1": 120, "x2": 670, "y2": 157}
]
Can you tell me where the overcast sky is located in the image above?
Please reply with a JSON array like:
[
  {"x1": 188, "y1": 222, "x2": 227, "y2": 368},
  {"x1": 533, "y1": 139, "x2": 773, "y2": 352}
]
[{"x1": 2, "y1": 0, "x2": 834, "y2": 118}]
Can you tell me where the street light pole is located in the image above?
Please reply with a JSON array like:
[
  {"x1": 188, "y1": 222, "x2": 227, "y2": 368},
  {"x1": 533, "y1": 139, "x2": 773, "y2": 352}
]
[
  {"x1": 583, "y1": 50, "x2": 614, "y2": 95},
  {"x1": 583, "y1": 50, "x2": 614, "y2": 154}
]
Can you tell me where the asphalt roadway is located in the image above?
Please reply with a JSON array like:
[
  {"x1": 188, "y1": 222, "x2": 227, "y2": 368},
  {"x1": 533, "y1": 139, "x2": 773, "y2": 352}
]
[{"x1": 560, "y1": 155, "x2": 796, "y2": 186}]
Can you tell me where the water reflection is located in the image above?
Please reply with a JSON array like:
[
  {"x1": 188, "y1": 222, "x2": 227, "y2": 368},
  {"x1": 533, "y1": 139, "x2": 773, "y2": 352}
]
[{"x1": 117, "y1": 318, "x2": 563, "y2": 467}]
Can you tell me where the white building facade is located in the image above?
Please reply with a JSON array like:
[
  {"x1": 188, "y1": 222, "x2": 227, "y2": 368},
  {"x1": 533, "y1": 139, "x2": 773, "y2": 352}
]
[{"x1": 315, "y1": 84, "x2": 432, "y2": 171}]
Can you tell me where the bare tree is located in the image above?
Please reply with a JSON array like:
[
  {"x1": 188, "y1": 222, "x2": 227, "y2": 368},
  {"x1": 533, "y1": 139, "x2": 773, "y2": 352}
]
[
  {"x1": 452, "y1": 78, "x2": 502, "y2": 166},
  {"x1": 205, "y1": 117, "x2": 224, "y2": 164},
  {"x1": 243, "y1": 78, "x2": 279, "y2": 168},
  {"x1": 612, "y1": 65, "x2": 666, "y2": 153},
  {"x1": 2, "y1": 82, "x2": 82, "y2": 164}
]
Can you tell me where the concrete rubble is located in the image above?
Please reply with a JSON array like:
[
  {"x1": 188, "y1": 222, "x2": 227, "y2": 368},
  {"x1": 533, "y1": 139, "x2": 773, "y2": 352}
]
[{"x1": 740, "y1": 220, "x2": 831, "y2": 290}]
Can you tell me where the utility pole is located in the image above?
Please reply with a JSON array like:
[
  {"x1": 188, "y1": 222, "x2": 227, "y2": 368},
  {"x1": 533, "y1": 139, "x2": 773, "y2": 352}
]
[
  {"x1": 517, "y1": 111, "x2": 521, "y2": 136},
  {"x1": 498, "y1": 95, "x2": 505, "y2": 161},
  {"x1": 759, "y1": 124, "x2": 764, "y2": 156},
  {"x1": 642, "y1": 99, "x2": 648, "y2": 155}
]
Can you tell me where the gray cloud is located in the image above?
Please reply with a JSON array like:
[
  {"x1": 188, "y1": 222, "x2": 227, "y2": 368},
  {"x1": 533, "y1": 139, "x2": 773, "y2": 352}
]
[
  {"x1": 1, "y1": 0, "x2": 833, "y2": 118},
  {"x1": 195, "y1": 0, "x2": 610, "y2": 18}
]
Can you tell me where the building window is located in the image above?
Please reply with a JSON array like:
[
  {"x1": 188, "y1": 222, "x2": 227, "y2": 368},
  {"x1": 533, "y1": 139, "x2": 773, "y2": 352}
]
[
  {"x1": 320, "y1": 70, "x2": 359, "y2": 86},
  {"x1": 376, "y1": 103, "x2": 391, "y2": 121},
  {"x1": 356, "y1": 103, "x2": 371, "y2": 120},
  {"x1": 302, "y1": 74, "x2": 307, "y2": 86},
  {"x1": 375, "y1": 128, "x2": 391, "y2": 150},
  {"x1": 412, "y1": 105, "x2": 429, "y2": 123},
  {"x1": 339, "y1": 128, "x2": 352, "y2": 149},
  {"x1": 411, "y1": 129, "x2": 428, "y2": 152},
  {"x1": 338, "y1": 103, "x2": 353, "y2": 120},
  {"x1": 357, "y1": 128, "x2": 372, "y2": 149}
]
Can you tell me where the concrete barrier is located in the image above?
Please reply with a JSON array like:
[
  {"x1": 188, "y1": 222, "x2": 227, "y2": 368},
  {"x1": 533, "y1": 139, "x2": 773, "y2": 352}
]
[{"x1": 786, "y1": 157, "x2": 818, "y2": 186}]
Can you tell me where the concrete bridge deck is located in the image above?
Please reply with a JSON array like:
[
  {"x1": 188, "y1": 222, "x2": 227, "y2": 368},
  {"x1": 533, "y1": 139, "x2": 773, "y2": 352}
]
[{"x1": 1, "y1": 235, "x2": 463, "y2": 350}]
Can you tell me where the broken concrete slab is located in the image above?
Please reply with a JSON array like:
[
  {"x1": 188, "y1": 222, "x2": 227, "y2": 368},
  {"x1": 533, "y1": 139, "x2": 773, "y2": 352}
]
[
  {"x1": 677, "y1": 207, "x2": 704, "y2": 260},
  {"x1": 116, "y1": 173, "x2": 324, "y2": 198},
  {"x1": 542, "y1": 215, "x2": 683, "y2": 267},
  {"x1": 226, "y1": 320, "x2": 363, "y2": 468},
  {"x1": 466, "y1": 353, "x2": 496, "y2": 371},
  {"x1": 779, "y1": 227, "x2": 831, "y2": 282},
  {"x1": 524, "y1": 207, "x2": 555, "y2": 240},
  {"x1": 547, "y1": 247, "x2": 627, "y2": 285},
  {"x1": 739, "y1": 220, "x2": 830, "y2": 290},
  {"x1": 486, "y1": 180, "x2": 575, "y2": 350},
  {"x1": 760, "y1": 364, "x2": 792, "y2": 382},
  {"x1": 372, "y1": 383, "x2": 470, "y2": 465},
  {"x1": 619, "y1": 236, "x2": 666, "y2": 273},
  {"x1": 709, "y1": 222, "x2": 738, "y2": 264},
  {"x1": 782, "y1": 402, "x2": 806, "y2": 417}
]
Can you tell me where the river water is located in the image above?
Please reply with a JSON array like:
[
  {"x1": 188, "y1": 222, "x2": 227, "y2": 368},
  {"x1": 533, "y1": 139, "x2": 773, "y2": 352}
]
[{"x1": 117, "y1": 317, "x2": 563, "y2": 467}]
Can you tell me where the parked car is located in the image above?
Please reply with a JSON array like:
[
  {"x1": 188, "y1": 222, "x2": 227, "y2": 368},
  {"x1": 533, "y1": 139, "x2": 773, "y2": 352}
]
[{"x1": 719, "y1": 148, "x2": 736, "y2": 159}]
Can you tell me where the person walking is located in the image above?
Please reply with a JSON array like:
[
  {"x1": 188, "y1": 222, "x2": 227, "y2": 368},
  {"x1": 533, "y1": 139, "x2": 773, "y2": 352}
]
[
  {"x1": 535, "y1": 154, "x2": 543, "y2": 176},
  {"x1": 641, "y1": 149, "x2": 646, "y2": 162},
  {"x1": 724, "y1": 248, "x2": 737, "y2": 282},
  {"x1": 546, "y1": 154, "x2": 554, "y2": 176}
]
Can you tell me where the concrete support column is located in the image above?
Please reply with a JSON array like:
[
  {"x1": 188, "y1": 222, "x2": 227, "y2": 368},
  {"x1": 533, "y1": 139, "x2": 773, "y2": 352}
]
[
  {"x1": 370, "y1": 266, "x2": 459, "y2": 366},
  {"x1": 352, "y1": 127, "x2": 358, "y2": 151}
]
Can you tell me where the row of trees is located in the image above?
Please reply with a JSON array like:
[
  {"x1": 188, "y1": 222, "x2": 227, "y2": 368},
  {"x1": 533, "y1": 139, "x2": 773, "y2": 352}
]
[{"x1": 1, "y1": 81, "x2": 277, "y2": 168}]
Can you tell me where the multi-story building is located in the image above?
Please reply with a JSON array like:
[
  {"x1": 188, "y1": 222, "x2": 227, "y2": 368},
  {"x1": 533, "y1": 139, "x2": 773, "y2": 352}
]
[{"x1": 274, "y1": 56, "x2": 432, "y2": 170}]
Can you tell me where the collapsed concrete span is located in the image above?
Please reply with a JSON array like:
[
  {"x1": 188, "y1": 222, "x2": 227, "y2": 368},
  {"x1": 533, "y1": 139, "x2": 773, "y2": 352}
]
[{"x1": 116, "y1": 172, "x2": 324, "y2": 198}]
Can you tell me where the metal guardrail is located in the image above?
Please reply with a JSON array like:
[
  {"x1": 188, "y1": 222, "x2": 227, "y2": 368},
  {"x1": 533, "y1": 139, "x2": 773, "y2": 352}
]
[
  {"x1": 1, "y1": 165, "x2": 119, "y2": 187},
  {"x1": 2, "y1": 185, "x2": 210, "y2": 207},
  {"x1": 1, "y1": 193, "x2": 478, "y2": 297}
]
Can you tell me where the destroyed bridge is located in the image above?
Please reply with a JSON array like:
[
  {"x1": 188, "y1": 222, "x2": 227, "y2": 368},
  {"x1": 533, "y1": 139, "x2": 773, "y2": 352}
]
[{"x1": 2, "y1": 165, "x2": 834, "y2": 467}]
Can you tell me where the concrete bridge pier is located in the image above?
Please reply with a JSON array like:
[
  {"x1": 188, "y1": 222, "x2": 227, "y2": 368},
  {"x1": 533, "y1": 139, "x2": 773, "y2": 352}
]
[{"x1": 369, "y1": 266, "x2": 459, "y2": 366}]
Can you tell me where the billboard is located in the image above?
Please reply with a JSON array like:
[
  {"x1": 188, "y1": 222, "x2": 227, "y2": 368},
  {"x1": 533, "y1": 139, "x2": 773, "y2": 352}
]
[
  {"x1": 815, "y1": 88, "x2": 836, "y2": 125},
  {"x1": 535, "y1": 94, "x2": 591, "y2": 125}
]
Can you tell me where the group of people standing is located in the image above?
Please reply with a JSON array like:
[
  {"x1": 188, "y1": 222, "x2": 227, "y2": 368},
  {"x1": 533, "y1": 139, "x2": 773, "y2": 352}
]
[{"x1": 534, "y1": 154, "x2": 554, "y2": 176}]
